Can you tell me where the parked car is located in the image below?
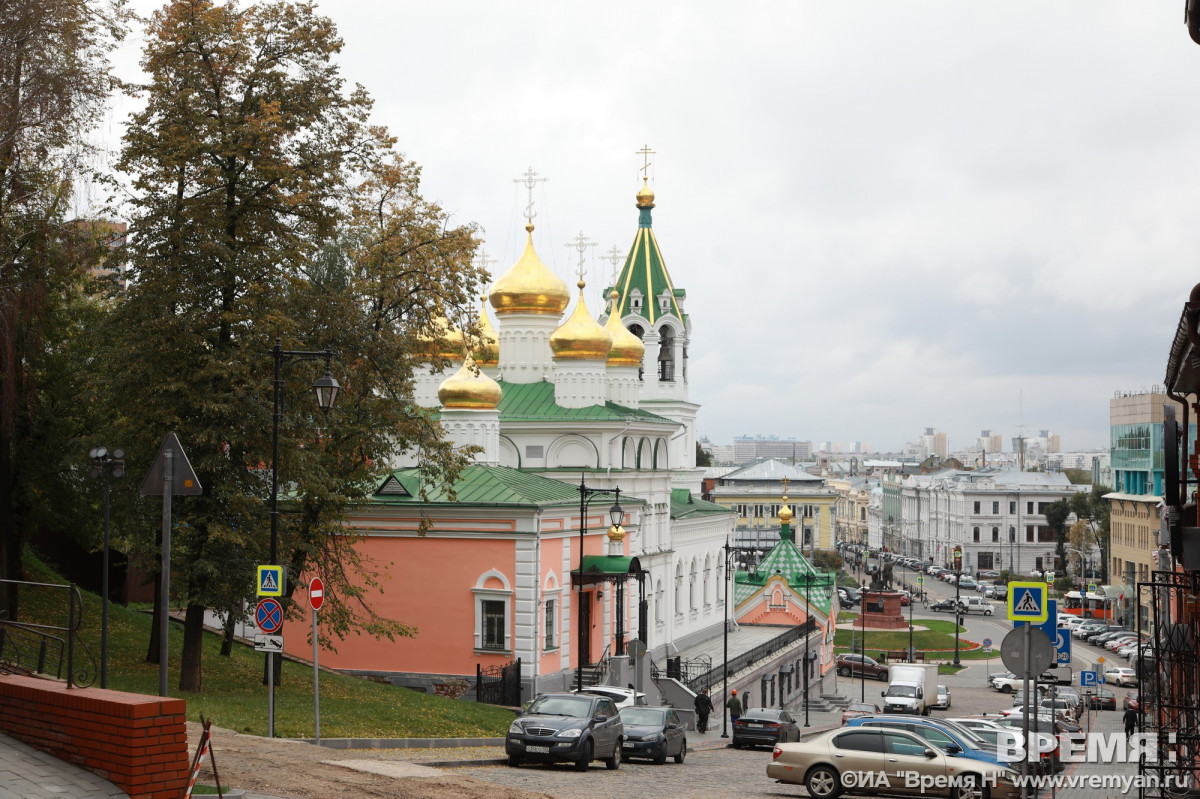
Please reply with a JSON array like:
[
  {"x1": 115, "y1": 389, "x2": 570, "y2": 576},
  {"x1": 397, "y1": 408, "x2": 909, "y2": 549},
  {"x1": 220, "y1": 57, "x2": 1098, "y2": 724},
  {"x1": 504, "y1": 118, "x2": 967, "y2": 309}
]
[
  {"x1": 1074, "y1": 622, "x2": 1107, "y2": 639},
  {"x1": 931, "y1": 684, "x2": 951, "y2": 710},
  {"x1": 506, "y1": 692, "x2": 623, "y2": 770},
  {"x1": 617, "y1": 706, "x2": 686, "y2": 764},
  {"x1": 989, "y1": 671, "x2": 1016, "y2": 688},
  {"x1": 989, "y1": 584, "x2": 1009, "y2": 600},
  {"x1": 767, "y1": 727, "x2": 1021, "y2": 799},
  {"x1": 731, "y1": 707, "x2": 801, "y2": 749},
  {"x1": 841, "y1": 701, "x2": 880, "y2": 724},
  {"x1": 1105, "y1": 635, "x2": 1141, "y2": 652},
  {"x1": 835, "y1": 653, "x2": 889, "y2": 681},
  {"x1": 844, "y1": 716, "x2": 1007, "y2": 766},
  {"x1": 957, "y1": 597, "x2": 995, "y2": 615},
  {"x1": 978, "y1": 570, "x2": 1002, "y2": 579},
  {"x1": 957, "y1": 577, "x2": 979, "y2": 590},
  {"x1": 1086, "y1": 688, "x2": 1117, "y2": 710},
  {"x1": 1124, "y1": 692, "x2": 1139, "y2": 711},
  {"x1": 578, "y1": 686, "x2": 647, "y2": 709},
  {"x1": 1104, "y1": 667, "x2": 1137, "y2": 687}
]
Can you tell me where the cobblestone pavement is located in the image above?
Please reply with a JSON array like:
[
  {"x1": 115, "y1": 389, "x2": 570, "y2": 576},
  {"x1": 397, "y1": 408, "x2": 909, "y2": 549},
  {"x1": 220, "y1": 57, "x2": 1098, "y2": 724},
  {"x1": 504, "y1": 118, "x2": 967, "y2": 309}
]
[{"x1": 0, "y1": 731, "x2": 128, "y2": 799}]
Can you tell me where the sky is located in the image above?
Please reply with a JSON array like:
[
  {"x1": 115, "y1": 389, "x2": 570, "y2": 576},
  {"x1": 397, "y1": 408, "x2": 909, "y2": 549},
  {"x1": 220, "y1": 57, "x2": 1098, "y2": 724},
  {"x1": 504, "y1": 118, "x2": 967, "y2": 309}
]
[{"x1": 101, "y1": 1, "x2": 1200, "y2": 453}]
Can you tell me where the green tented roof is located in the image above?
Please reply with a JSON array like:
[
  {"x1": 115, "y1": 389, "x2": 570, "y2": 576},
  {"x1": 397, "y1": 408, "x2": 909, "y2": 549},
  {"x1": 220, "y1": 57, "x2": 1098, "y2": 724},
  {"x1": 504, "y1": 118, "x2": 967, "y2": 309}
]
[
  {"x1": 734, "y1": 523, "x2": 836, "y2": 612},
  {"x1": 496, "y1": 380, "x2": 678, "y2": 425},
  {"x1": 671, "y1": 488, "x2": 736, "y2": 520},
  {"x1": 607, "y1": 204, "x2": 687, "y2": 326}
]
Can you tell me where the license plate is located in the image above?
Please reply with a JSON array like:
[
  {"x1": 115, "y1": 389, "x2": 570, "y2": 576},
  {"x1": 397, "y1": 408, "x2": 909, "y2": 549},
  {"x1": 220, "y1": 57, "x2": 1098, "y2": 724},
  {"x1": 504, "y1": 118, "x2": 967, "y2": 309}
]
[
  {"x1": 747, "y1": 723, "x2": 762, "y2": 727},
  {"x1": 526, "y1": 745, "x2": 550, "y2": 754},
  {"x1": 623, "y1": 743, "x2": 635, "y2": 749}
]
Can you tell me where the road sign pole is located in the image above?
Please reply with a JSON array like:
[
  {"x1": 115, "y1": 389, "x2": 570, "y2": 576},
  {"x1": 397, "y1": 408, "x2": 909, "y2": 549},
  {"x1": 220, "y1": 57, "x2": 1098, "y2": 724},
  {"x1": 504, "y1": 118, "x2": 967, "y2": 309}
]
[
  {"x1": 268, "y1": 651, "x2": 275, "y2": 738},
  {"x1": 313, "y1": 609, "x2": 320, "y2": 744},
  {"x1": 1021, "y1": 621, "x2": 1030, "y2": 799},
  {"x1": 159, "y1": 450, "x2": 172, "y2": 698}
]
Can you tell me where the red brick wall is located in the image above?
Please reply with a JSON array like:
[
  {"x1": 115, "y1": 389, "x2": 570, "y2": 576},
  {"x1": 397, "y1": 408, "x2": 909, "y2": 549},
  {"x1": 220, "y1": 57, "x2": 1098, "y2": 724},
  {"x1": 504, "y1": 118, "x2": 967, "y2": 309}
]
[{"x1": 0, "y1": 674, "x2": 188, "y2": 799}]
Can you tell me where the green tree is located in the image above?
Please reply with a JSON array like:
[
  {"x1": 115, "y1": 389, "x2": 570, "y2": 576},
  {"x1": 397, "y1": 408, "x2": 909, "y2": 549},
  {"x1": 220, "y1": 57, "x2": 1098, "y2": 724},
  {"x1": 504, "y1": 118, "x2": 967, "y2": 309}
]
[
  {"x1": 0, "y1": 0, "x2": 128, "y2": 614},
  {"x1": 1070, "y1": 485, "x2": 1112, "y2": 583},
  {"x1": 1044, "y1": 499, "x2": 1072, "y2": 574},
  {"x1": 110, "y1": 0, "x2": 483, "y2": 691},
  {"x1": 695, "y1": 441, "x2": 712, "y2": 467}
]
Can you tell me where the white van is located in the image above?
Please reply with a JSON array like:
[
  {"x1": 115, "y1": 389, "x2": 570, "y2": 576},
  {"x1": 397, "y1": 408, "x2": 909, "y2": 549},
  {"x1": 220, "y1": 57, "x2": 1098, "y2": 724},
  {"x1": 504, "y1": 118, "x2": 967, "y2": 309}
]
[{"x1": 957, "y1": 597, "x2": 995, "y2": 615}]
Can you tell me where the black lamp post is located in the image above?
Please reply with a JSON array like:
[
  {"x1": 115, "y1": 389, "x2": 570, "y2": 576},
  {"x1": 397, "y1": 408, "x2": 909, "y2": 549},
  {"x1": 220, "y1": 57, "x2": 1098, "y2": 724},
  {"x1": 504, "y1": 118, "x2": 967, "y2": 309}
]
[
  {"x1": 953, "y1": 544, "x2": 963, "y2": 667},
  {"x1": 908, "y1": 583, "x2": 915, "y2": 661},
  {"x1": 715, "y1": 537, "x2": 734, "y2": 739},
  {"x1": 267, "y1": 340, "x2": 339, "y2": 737},
  {"x1": 804, "y1": 574, "x2": 812, "y2": 727},
  {"x1": 89, "y1": 446, "x2": 125, "y2": 689},
  {"x1": 575, "y1": 475, "x2": 623, "y2": 692},
  {"x1": 860, "y1": 583, "x2": 867, "y2": 703}
]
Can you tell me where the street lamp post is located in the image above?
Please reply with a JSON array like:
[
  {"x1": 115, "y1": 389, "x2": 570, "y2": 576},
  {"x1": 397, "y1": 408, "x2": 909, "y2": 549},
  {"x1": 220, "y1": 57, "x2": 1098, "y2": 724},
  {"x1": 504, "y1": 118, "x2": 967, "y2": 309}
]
[
  {"x1": 89, "y1": 446, "x2": 125, "y2": 689},
  {"x1": 953, "y1": 544, "x2": 963, "y2": 667},
  {"x1": 267, "y1": 340, "x2": 339, "y2": 737},
  {"x1": 721, "y1": 537, "x2": 734, "y2": 738},
  {"x1": 575, "y1": 475, "x2": 623, "y2": 693},
  {"x1": 860, "y1": 583, "x2": 867, "y2": 702},
  {"x1": 804, "y1": 574, "x2": 812, "y2": 727},
  {"x1": 908, "y1": 584, "x2": 915, "y2": 661}
]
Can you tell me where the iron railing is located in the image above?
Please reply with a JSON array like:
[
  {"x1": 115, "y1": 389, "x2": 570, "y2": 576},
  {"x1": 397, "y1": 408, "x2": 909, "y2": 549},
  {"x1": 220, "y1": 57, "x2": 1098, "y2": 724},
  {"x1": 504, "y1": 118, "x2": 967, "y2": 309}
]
[
  {"x1": 688, "y1": 621, "x2": 814, "y2": 692},
  {"x1": 0, "y1": 579, "x2": 95, "y2": 688},
  {"x1": 476, "y1": 657, "x2": 522, "y2": 706}
]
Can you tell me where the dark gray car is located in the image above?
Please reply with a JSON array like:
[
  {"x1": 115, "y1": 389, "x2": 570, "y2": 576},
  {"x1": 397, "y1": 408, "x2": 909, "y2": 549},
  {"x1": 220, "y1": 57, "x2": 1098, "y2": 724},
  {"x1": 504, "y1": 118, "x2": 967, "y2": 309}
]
[
  {"x1": 506, "y1": 692, "x2": 624, "y2": 770},
  {"x1": 618, "y1": 706, "x2": 687, "y2": 764}
]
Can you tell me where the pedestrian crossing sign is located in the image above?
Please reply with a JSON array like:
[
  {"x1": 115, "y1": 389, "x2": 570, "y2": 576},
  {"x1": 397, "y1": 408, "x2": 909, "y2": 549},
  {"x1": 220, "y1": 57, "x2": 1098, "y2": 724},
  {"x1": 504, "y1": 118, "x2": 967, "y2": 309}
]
[
  {"x1": 257, "y1": 565, "x2": 285, "y2": 597},
  {"x1": 1007, "y1": 581, "x2": 1048, "y2": 622}
]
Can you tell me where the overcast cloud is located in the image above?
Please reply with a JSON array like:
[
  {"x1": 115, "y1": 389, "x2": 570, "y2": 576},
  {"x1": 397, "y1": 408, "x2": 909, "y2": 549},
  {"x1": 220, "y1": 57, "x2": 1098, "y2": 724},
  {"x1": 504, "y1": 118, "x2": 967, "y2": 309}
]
[{"x1": 106, "y1": 1, "x2": 1200, "y2": 453}]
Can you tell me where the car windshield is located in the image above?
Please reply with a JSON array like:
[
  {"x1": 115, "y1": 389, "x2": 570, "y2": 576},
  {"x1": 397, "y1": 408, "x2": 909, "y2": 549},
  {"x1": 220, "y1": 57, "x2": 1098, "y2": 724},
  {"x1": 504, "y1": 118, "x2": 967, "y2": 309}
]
[
  {"x1": 933, "y1": 719, "x2": 984, "y2": 749},
  {"x1": 848, "y1": 703, "x2": 875, "y2": 713},
  {"x1": 620, "y1": 708, "x2": 666, "y2": 726},
  {"x1": 528, "y1": 696, "x2": 592, "y2": 717},
  {"x1": 885, "y1": 685, "x2": 917, "y2": 698}
]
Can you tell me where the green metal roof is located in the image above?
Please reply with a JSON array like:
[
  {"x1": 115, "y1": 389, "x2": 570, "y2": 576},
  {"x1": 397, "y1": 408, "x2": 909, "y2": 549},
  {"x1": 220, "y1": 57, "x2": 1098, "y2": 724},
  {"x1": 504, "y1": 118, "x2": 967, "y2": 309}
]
[
  {"x1": 496, "y1": 380, "x2": 678, "y2": 425},
  {"x1": 671, "y1": 488, "x2": 736, "y2": 520},
  {"x1": 606, "y1": 202, "x2": 687, "y2": 326},
  {"x1": 371, "y1": 465, "x2": 587, "y2": 508},
  {"x1": 573, "y1": 555, "x2": 641, "y2": 575},
  {"x1": 734, "y1": 523, "x2": 836, "y2": 612}
]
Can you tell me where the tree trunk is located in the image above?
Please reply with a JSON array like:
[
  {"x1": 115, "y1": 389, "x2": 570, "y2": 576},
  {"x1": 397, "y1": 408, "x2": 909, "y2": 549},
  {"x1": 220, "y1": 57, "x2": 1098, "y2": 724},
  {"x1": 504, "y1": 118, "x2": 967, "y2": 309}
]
[
  {"x1": 179, "y1": 602, "x2": 206, "y2": 692},
  {"x1": 0, "y1": 431, "x2": 24, "y2": 619},
  {"x1": 220, "y1": 611, "x2": 235, "y2": 657}
]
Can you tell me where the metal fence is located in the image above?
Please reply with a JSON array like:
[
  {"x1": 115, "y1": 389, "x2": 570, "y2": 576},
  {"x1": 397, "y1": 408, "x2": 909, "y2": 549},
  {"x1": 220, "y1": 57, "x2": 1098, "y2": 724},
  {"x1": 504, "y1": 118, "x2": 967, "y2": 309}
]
[
  {"x1": 687, "y1": 621, "x2": 814, "y2": 692},
  {"x1": 476, "y1": 657, "x2": 522, "y2": 706},
  {"x1": 0, "y1": 579, "x2": 94, "y2": 688}
]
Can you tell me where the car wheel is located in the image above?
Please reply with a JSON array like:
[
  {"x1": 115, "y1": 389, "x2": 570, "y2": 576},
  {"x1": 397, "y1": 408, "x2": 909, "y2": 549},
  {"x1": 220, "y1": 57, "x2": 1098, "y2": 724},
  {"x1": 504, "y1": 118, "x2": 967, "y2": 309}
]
[
  {"x1": 674, "y1": 739, "x2": 686, "y2": 763},
  {"x1": 652, "y1": 741, "x2": 667, "y2": 765},
  {"x1": 879, "y1": 671, "x2": 889, "y2": 681},
  {"x1": 838, "y1": 666, "x2": 851, "y2": 677},
  {"x1": 605, "y1": 742, "x2": 621, "y2": 770},
  {"x1": 985, "y1": 608, "x2": 993, "y2": 615},
  {"x1": 805, "y1": 764, "x2": 842, "y2": 799},
  {"x1": 1000, "y1": 684, "x2": 1014, "y2": 693},
  {"x1": 507, "y1": 754, "x2": 521, "y2": 768},
  {"x1": 574, "y1": 741, "x2": 592, "y2": 771},
  {"x1": 731, "y1": 738, "x2": 741, "y2": 749},
  {"x1": 953, "y1": 774, "x2": 989, "y2": 799}
]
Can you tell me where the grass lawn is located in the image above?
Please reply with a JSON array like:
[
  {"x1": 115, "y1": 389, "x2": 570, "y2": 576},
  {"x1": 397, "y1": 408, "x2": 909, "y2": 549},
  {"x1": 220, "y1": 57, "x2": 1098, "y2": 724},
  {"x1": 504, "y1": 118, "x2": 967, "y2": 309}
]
[
  {"x1": 14, "y1": 555, "x2": 515, "y2": 739},
  {"x1": 834, "y1": 618, "x2": 996, "y2": 660}
]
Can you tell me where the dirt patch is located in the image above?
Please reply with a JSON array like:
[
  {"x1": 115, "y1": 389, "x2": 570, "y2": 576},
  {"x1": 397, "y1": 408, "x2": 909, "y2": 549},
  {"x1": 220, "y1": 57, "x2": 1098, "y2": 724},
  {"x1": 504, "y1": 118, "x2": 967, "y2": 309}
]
[{"x1": 189, "y1": 723, "x2": 549, "y2": 799}]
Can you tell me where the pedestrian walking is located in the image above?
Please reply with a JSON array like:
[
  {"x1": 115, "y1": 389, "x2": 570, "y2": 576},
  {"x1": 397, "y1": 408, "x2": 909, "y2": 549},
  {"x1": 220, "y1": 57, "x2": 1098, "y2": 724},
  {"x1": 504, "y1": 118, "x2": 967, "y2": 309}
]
[
  {"x1": 694, "y1": 687, "x2": 714, "y2": 733},
  {"x1": 726, "y1": 689, "x2": 742, "y2": 725},
  {"x1": 1124, "y1": 706, "x2": 1138, "y2": 740}
]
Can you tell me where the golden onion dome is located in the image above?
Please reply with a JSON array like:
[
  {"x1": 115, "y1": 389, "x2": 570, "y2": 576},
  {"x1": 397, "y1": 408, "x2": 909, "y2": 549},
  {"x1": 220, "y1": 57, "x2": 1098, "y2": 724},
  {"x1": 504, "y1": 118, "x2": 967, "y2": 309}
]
[
  {"x1": 607, "y1": 523, "x2": 626, "y2": 542},
  {"x1": 417, "y1": 313, "x2": 465, "y2": 361},
  {"x1": 489, "y1": 225, "x2": 570, "y2": 316},
  {"x1": 550, "y1": 281, "x2": 613, "y2": 361},
  {"x1": 636, "y1": 178, "x2": 655, "y2": 209},
  {"x1": 604, "y1": 289, "x2": 645, "y2": 367},
  {"x1": 778, "y1": 502, "x2": 793, "y2": 524},
  {"x1": 476, "y1": 294, "x2": 499, "y2": 367},
  {"x1": 437, "y1": 353, "x2": 502, "y2": 410}
]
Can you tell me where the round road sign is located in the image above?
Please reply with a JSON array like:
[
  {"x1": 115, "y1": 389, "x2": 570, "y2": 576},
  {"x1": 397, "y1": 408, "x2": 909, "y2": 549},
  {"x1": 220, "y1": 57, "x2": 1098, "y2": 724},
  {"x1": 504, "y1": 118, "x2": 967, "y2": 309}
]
[
  {"x1": 982, "y1": 637, "x2": 992, "y2": 648},
  {"x1": 256, "y1": 597, "x2": 284, "y2": 634},
  {"x1": 309, "y1": 577, "x2": 324, "y2": 611}
]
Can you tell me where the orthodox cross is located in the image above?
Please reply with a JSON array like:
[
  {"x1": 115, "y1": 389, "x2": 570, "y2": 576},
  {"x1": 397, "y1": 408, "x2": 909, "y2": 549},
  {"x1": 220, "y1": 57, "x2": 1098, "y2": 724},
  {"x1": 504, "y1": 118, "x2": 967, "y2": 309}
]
[
  {"x1": 602, "y1": 245, "x2": 625, "y2": 286},
  {"x1": 565, "y1": 232, "x2": 596, "y2": 281},
  {"x1": 513, "y1": 167, "x2": 549, "y2": 226},
  {"x1": 636, "y1": 145, "x2": 655, "y2": 179},
  {"x1": 474, "y1": 250, "x2": 498, "y2": 276}
]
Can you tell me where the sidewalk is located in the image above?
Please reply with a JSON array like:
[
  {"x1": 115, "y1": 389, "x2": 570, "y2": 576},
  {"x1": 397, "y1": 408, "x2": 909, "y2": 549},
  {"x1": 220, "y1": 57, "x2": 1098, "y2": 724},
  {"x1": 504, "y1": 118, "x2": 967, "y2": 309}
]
[{"x1": 0, "y1": 731, "x2": 127, "y2": 799}]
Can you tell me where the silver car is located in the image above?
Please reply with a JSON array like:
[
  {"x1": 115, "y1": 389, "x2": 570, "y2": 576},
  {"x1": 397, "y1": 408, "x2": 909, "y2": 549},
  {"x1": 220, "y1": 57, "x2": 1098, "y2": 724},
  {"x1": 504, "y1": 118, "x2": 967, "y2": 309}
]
[{"x1": 767, "y1": 727, "x2": 1020, "y2": 799}]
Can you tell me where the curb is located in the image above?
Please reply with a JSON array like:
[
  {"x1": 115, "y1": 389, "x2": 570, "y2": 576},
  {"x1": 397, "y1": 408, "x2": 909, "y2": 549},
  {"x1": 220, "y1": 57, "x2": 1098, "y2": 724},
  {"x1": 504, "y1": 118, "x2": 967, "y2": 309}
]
[{"x1": 300, "y1": 737, "x2": 506, "y2": 750}]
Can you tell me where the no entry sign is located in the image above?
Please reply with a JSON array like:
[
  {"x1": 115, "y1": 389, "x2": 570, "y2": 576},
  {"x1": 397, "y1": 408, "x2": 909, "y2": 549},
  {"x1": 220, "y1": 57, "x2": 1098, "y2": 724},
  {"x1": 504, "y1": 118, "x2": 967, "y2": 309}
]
[{"x1": 309, "y1": 577, "x2": 324, "y2": 611}]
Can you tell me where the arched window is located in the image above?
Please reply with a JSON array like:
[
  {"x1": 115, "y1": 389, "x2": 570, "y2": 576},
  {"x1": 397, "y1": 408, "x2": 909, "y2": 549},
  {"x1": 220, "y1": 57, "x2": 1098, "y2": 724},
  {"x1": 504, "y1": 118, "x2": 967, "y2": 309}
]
[
  {"x1": 655, "y1": 579, "x2": 664, "y2": 623},
  {"x1": 973, "y1": 526, "x2": 980, "y2": 542},
  {"x1": 703, "y1": 555, "x2": 712, "y2": 605},
  {"x1": 689, "y1": 559, "x2": 698, "y2": 610},
  {"x1": 992, "y1": 526, "x2": 999, "y2": 542},
  {"x1": 675, "y1": 562, "x2": 684, "y2": 616}
]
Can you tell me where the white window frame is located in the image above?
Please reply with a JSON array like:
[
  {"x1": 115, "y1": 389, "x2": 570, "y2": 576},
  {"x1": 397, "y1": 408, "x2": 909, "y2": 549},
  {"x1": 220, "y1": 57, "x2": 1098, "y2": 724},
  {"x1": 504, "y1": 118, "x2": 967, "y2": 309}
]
[{"x1": 472, "y1": 569, "x2": 513, "y2": 654}]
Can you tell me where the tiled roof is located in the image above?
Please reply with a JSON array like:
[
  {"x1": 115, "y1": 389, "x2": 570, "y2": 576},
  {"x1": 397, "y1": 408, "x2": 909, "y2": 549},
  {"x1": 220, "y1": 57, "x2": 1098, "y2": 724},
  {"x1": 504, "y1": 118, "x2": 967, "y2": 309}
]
[
  {"x1": 496, "y1": 380, "x2": 678, "y2": 425},
  {"x1": 734, "y1": 525, "x2": 836, "y2": 612},
  {"x1": 607, "y1": 203, "x2": 686, "y2": 326}
]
